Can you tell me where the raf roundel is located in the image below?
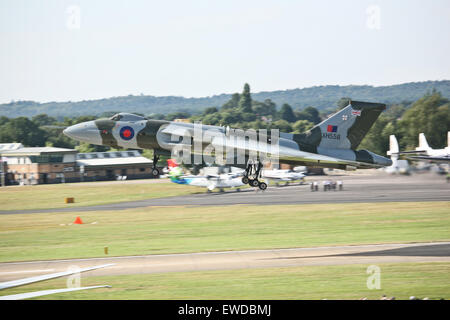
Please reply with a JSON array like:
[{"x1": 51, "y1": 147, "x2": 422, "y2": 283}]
[{"x1": 119, "y1": 126, "x2": 135, "y2": 141}]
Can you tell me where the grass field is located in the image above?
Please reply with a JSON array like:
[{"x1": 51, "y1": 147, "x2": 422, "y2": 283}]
[
  {"x1": 0, "y1": 202, "x2": 449, "y2": 262},
  {"x1": 1, "y1": 262, "x2": 448, "y2": 299},
  {"x1": 0, "y1": 180, "x2": 202, "y2": 211}
]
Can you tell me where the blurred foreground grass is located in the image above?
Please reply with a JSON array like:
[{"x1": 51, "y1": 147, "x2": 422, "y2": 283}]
[{"x1": 1, "y1": 262, "x2": 448, "y2": 300}]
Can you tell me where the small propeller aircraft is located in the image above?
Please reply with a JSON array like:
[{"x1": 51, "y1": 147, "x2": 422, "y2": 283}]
[
  {"x1": 167, "y1": 159, "x2": 245, "y2": 192},
  {"x1": 261, "y1": 168, "x2": 306, "y2": 186}
]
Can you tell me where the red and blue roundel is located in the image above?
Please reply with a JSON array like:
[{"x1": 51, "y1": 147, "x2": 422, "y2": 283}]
[{"x1": 120, "y1": 126, "x2": 135, "y2": 140}]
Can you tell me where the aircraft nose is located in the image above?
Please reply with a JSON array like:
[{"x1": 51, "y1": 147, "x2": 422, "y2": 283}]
[
  {"x1": 63, "y1": 121, "x2": 102, "y2": 145},
  {"x1": 63, "y1": 123, "x2": 85, "y2": 140},
  {"x1": 62, "y1": 127, "x2": 72, "y2": 137}
]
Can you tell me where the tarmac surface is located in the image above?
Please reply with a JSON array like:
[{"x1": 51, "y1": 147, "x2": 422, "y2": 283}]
[
  {"x1": 1, "y1": 173, "x2": 449, "y2": 214},
  {"x1": 0, "y1": 242, "x2": 449, "y2": 281}
]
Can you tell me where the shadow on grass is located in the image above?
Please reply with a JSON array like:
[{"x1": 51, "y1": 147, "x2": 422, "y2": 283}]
[{"x1": 265, "y1": 243, "x2": 450, "y2": 260}]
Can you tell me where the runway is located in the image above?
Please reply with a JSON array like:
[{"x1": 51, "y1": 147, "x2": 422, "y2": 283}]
[
  {"x1": 0, "y1": 242, "x2": 449, "y2": 281},
  {"x1": 1, "y1": 173, "x2": 449, "y2": 214}
]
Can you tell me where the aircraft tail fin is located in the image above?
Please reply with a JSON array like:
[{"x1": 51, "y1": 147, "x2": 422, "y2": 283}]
[
  {"x1": 416, "y1": 133, "x2": 431, "y2": 151},
  {"x1": 387, "y1": 135, "x2": 399, "y2": 157},
  {"x1": 295, "y1": 100, "x2": 386, "y2": 150},
  {"x1": 447, "y1": 131, "x2": 450, "y2": 148}
]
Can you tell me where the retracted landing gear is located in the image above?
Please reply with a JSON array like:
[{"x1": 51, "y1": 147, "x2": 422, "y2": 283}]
[
  {"x1": 151, "y1": 153, "x2": 160, "y2": 177},
  {"x1": 242, "y1": 161, "x2": 267, "y2": 190}
]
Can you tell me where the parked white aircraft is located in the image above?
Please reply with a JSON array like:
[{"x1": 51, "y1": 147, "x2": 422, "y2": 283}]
[
  {"x1": 404, "y1": 132, "x2": 450, "y2": 163},
  {"x1": 389, "y1": 132, "x2": 449, "y2": 163},
  {"x1": 261, "y1": 169, "x2": 306, "y2": 185},
  {"x1": 168, "y1": 162, "x2": 245, "y2": 192},
  {"x1": 168, "y1": 158, "x2": 307, "y2": 190},
  {"x1": 386, "y1": 135, "x2": 410, "y2": 175}
]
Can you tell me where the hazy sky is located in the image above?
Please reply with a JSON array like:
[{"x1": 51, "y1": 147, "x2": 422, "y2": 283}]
[{"x1": 1, "y1": 0, "x2": 449, "y2": 103}]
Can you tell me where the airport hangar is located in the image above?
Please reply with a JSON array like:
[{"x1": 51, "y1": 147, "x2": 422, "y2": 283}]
[{"x1": 0, "y1": 143, "x2": 159, "y2": 185}]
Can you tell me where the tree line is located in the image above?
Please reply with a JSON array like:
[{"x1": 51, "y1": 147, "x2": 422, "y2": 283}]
[
  {"x1": 0, "y1": 83, "x2": 448, "y2": 159},
  {"x1": 1, "y1": 80, "x2": 449, "y2": 118}
]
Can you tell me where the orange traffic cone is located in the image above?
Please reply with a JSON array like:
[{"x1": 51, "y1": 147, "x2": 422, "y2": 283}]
[{"x1": 74, "y1": 216, "x2": 84, "y2": 224}]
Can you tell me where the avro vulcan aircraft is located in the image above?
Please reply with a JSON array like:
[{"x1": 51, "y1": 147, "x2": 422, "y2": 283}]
[{"x1": 64, "y1": 101, "x2": 392, "y2": 190}]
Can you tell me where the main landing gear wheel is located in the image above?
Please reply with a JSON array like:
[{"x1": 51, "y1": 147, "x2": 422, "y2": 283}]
[
  {"x1": 244, "y1": 160, "x2": 266, "y2": 189},
  {"x1": 258, "y1": 182, "x2": 268, "y2": 190},
  {"x1": 250, "y1": 179, "x2": 259, "y2": 187},
  {"x1": 151, "y1": 153, "x2": 160, "y2": 177}
]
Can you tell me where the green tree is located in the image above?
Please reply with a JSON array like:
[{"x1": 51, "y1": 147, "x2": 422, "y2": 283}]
[
  {"x1": 165, "y1": 112, "x2": 191, "y2": 121},
  {"x1": 295, "y1": 106, "x2": 321, "y2": 124},
  {"x1": 337, "y1": 97, "x2": 351, "y2": 110},
  {"x1": 221, "y1": 111, "x2": 242, "y2": 125},
  {"x1": 222, "y1": 93, "x2": 240, "y2": 110},
  {"x1": 270, "y1": 119, "x2": 292, "y2": 133},
  {"x1": 0, "y1": 117, "x2": 47, "y2": 146},
  {"x1": 0, "y1": 116, "x2": 9, "y2": 126},
  {"x1": 252, "y1": 99, "x2": 277, "y2": 116},
  {"x1": 203, "y1": 107, "x2": 218, "y2": 115},
  {"x1": 238, "y1": 83, "x2": 252, "y2": 113},
  {"x1": 247, "y1": 119, "x2": 267, "y2": 130},
  {"x1": 384, "y1": 104, "x2": 407, "y2": 120},
  {"x1": 32, "y1": 114, "x2": 57, "y2": 127},
  {"x1": 241, "y1": 112, "x2": 257, "y2": 122},
  {"x1": 358, "y1": 115, "x2": 392, "y2": 155},
  {"x1": 279, "y1": 103, "x2": 296, "y2": 122},
  {"x1": 43, "y1": 127, "x2": 77, "y2": 149},
  {"x1": 202, "y1": 113, "x2": 221, "y2": 125},
  {"x1": 398, "y1": 91, "x2": 450, "y2": 149},
  {"x1": 293, "y1": 120, "x2": 314, "y2": 133}
]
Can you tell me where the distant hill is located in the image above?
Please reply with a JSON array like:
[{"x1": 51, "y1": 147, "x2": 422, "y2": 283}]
[{"x1": 1, "y1": 80, "x2": 449, "y2": 118}]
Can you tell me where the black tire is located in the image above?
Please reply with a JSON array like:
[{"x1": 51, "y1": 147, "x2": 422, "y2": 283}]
[
  {"x1": 250, "y1": 179, "x2": 259, "y2": 187},
  {"x1": 152, "y1": 168, "x2": 159, "y2": 176},
  {"x1": 242, "y1": 176, "x2": 249, "y2": 184},
  {"x1": 258, "y1": 182, "x2": 268, "y2": 190}
]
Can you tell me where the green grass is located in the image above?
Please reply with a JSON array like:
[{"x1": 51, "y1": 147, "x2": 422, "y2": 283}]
[
  {"x1": 0, "y1": 180, "x2": 202, "y2": 211},
  {"x1": 0, "y1": 202, "x2": 448, "y2": 262},
  {"x1": 1, "y1": 262, "x2": 448, "y2": 300}
]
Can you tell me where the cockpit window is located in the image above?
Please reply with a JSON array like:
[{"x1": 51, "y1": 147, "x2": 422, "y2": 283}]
[
  {"x1": 110, "y1": 114, "x2": 123, "y2": 121},
  {"x1": 110, "y1": 113, "x2": 146, "y2": 122}
]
